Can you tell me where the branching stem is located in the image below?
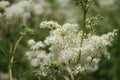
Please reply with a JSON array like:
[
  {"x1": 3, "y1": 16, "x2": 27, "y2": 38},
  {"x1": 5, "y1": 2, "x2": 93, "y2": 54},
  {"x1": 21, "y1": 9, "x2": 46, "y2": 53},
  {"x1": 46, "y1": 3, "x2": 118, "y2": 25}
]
[
  {"x1": 8, "y1": 36, "x2": 23, "y2": 80},
  {"x1": 77, "y1": 0, "x2": 89, "y2": 63}
]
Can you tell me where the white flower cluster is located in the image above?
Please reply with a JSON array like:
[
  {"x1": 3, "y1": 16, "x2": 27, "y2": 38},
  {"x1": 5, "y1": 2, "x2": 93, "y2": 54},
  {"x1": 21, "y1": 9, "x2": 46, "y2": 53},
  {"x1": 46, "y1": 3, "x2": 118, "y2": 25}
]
[
  {"x1": 1, "y1": 0, "x2": 80, "y2": 24},
  {"x1": 0, "y1": 1, "x2": 9, "y2": 9},
  {"x1": 40, "y1": 21, "x2": 61, "y2": 29},
  {"x1": 4, "y1": 0, "x2": 50, "y2": 20},
  {"x1": 26, "y1": 21, "x2": 117, "y2": 77}
]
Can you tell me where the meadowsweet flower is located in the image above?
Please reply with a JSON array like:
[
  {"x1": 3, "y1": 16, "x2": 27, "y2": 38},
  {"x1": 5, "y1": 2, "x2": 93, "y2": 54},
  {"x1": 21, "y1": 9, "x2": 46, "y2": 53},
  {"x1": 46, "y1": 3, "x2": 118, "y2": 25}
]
[
  {"x1": 26, "y1": 21, "x2": 117, "y2": 77},
  {"x1": 30, "y1": 41, "x2": 45, "y2": 50},
  {"x1": 4, "y1": 1, "x2": 31, "y2": 18},
  {"x1": 28, "y1": 39, "x2": 36, "y2": 46},
  {"x1": 32, "y1": 4, "x2": 44, "y2": 15},
  {"x1": 40, "y1": 21, "x2": 61, "y2": 29},
  {"x1": 1, "y1": 0, "x2": 81, "y2": 30},
  {"x1": 0, "y1": 1, "x2": 9, "y2": 9}
]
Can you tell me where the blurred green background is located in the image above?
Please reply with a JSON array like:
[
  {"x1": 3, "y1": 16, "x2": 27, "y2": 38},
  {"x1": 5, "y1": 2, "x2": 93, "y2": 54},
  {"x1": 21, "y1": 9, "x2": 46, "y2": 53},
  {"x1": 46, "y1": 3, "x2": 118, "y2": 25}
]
[{"x1": 0, "y1": 0, "x2": 120, "y2": 80}]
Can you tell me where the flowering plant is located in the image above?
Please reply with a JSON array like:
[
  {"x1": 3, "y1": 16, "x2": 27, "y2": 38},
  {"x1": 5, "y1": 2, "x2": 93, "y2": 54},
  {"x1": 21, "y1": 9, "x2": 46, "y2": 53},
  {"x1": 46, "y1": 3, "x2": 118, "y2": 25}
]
[
  {"x1": 26, "y1": 20, "x2": 117, "y2": 80},
  {"x1": 0, "y1": 0, "x2": 118, "y2": 80},
  {"x1": 25, "y1": 0, "x2": 118, "y2": 80}
]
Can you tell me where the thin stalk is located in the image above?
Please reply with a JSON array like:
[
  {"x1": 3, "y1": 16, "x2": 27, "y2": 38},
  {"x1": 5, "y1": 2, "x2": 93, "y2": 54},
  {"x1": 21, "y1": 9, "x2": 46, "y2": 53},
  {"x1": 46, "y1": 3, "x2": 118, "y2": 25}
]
[
  {"x1": 64, "y1": 61, "x2": 74, "y2": 80},
  {"x1": 9, "y1": 44, "x2": 12, "y2": 80},
  {"x1": 77, "y1": 2, "x2": 88, "y2": 63},
  {"x1": 8, "y1": 36, "x2": 23, "y2": 80},
  {"x1": 80, "y1": 9, "x2": 86, "y2": 47}
]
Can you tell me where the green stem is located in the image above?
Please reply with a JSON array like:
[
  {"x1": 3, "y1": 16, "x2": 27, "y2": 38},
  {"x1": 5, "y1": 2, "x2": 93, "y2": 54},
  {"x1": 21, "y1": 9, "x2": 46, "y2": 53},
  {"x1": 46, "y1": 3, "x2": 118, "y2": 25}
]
[
  {"x1": 8, "y1": 36, "x2": 23, "y2": 80},
  {"x1": 80, "y1": 9, "x2": 86, "y2": 47},
  {"x1": 77, "y1": 2, "x2": 88, "y2": 64}
]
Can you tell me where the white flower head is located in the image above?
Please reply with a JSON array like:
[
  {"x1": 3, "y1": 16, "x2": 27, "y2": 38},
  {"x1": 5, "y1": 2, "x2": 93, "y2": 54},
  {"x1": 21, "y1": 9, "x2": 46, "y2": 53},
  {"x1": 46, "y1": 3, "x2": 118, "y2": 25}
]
[
  {"x1": 28, "y1": 39, "x2": 36, "y2": 46},
  {"x1": 30, "y1": 41, "x2": 45, "y2": 50},
  {"x1": 0, "y1": 1, "x2": 9, "y2": 9},
  {"x1": 40, "y1": 21, "x2": 61, "y2": 29},
  {"x1": 26, "y1": 21, "x2": 117, "y2": 77}
]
